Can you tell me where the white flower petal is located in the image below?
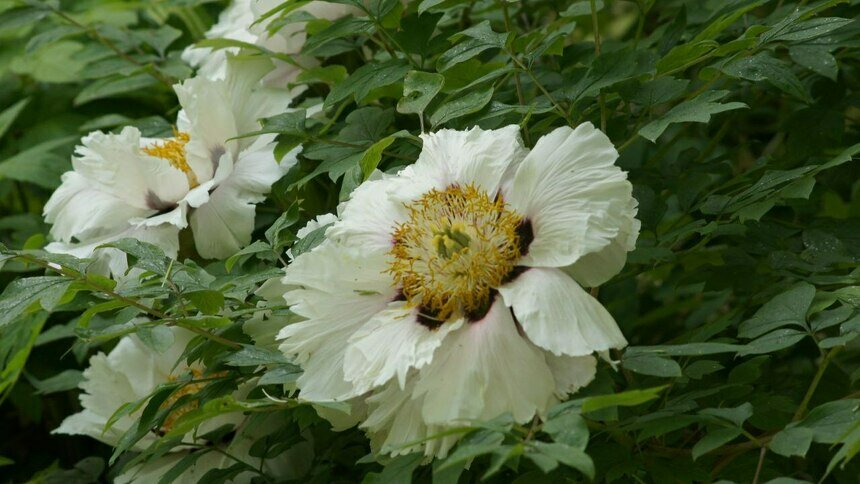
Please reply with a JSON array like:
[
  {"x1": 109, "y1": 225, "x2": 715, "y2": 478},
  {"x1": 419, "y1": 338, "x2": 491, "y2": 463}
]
[
  {"x1": 279, "y1": 242, "x2": 395, "y2": 401},
  {"x1": 508, "y1": 123, "x2": 635, "y2": 268},
  {"x1": 46, "y1": 223, "x2": 180, "y2": 278},
  {"x1": 545, "y1": 353, "x2": 598, "y2": 398},
  {"x1": 414, "y1": 298, "x2": 556, "y2": 425},
  {"x1": 409, "y1": 125, "x2": 526, "y2": 195},
  {"x1": 326, "y1": 175, "x2": 415, "y2": 253},
  {"x1": 344, "y1": 302, "x2": 463, "y2": 394},
  {"x1": 44, "y1": 172, "x2": 149, "y2": 243},
  {"x1": 562, "y1": 198, "x2": 640, "y2": 287},
  {"x1": 499, "y1": 267, "x2": 627, "y2": 356},
  {"x1": 363, "y1": 380, "x2": 429, "y2": 456},
  {"x1": 75, "y1": 127, "x2": 190, "y2": 207}
]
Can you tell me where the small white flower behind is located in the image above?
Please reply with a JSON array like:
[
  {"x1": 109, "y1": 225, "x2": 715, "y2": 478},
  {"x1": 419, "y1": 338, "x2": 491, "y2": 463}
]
[
  {"x1": 43, "y1": 56, "x2": 298, "y2": 275},
  {"x1": 277, "y1": 123, "x2": 640, "y2": 457}
]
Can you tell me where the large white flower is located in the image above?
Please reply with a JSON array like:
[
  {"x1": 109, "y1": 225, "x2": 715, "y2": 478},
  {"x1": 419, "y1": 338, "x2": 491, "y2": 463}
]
[
  {"x1": 44, "y1": 57, "x2": 297, "y2": 274},
  {"x1": 183, "y1": 0, "x2": 359, "y2": 87},
  {"x1": 55, "y1": 326, "x2": 310, "y2": 482},
  {"x1": 277, "y1": 123, "x2": 639, "y2": 457}
]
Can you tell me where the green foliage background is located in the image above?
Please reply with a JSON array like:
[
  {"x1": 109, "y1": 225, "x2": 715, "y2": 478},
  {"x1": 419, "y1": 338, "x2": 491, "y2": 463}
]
[{"x1": 1, "y1": 0, "x2": 859, "y2": 482}]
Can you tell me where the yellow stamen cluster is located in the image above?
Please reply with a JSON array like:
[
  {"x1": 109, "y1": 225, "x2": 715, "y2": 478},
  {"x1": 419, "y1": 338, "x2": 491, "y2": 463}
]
[
  {"x1": 160, "y1": 369, "x2": 225, "y2": 433},
  {"x1": 389, "y1": 184, "x2": 524, "y2": 323},
  {"x1": 142, "y1": 131, "x2": 198, "y2": 187}
]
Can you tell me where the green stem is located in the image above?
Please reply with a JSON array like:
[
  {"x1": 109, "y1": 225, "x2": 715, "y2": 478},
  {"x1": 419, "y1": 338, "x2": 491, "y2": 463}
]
[
  {"x1": 792, "y1": 347, "x2": 842, "y2": 421},
  {"x1": 590, "y1": 0, "x2": 607, "y2": 132}
]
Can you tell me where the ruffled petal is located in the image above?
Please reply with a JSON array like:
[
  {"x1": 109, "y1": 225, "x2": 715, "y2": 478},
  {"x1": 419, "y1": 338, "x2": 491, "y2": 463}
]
[
  {"x1": 44, "y1": 172, "x2": 149, "y2": 243},
  {"x1": 279, "y1": 242, "x2": 395, "y2": 401},
  {"x1": 545, "y1": 353, "x2": 598, "y2": 398},
  {"x1": 344, "y1": 302, "x2": 463, "y2": 394},
  {"x1": 498, "y1": 267, "x2": 627, "y2": 356},
  {"x1": 73, "y1": 127, "x2": 190, "y2": 208},
  {"x1": 562, "y1": 198, "x2": 640, "y2": 287},
  {"x1": 326, "y1": 175, "x2": 416, "y2": 253},
  {"x1": 406, "y1": 125, "x2": 525, "y2": 195},
  {"x1": 413, "y1": 298, "x2": 556, "y2": 426},
  {"x1": 507, "y1": 123, "x2": 635, "y2": 268}
]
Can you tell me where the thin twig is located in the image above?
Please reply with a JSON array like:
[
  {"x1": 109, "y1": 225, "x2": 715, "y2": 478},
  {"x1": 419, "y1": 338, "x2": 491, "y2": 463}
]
[{"x1": 590, "y1": 0, "x2": 607, "y2": 132}]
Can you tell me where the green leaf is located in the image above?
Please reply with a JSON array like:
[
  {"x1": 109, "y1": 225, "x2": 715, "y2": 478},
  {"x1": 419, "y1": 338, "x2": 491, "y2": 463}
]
[
  {"x1": 720, "y1": 53, "x2": 811, "y2": 102},
  {"x1": 529, "y1": 441, "x2": 594, "y2": 479},
  {"x1": 564, "y1": 49, "x2": 656, "y2": 102},
  {"x1": 761, "y1": 17, "x2": 852, "y2": 43},
  {"x1": 438, "y1": 429, "x2": 504, "y2": 470},
  {"x1": 581, "y1": 386, "x2": 667, "y2": 414},
  {"x1": 0, "y1": 98, "x2": 30, "y2": 140},
  {"x1": 291, "y1": 223, "x2": 331, "y2": 258},
  {"x1": 692, "y1": 427, "x2": 742, "y2": 460},
  {"x1": 74, "y1": 73, "x2": 159, "y2": 106},
  {"x1": 100, "y1": 238, "x2": 171, "y2": 275},
  {"x1": 136, "y1": 325, "x2": 176, "y2": 354},
  {"x1": 437, "y1": 21, "x2": 508, "y2": 72},
  {"x1": 739, "y1": 283, "x2": 815, "y2": 338},
  {"x1": 185, "y1": 290, "x2": 225, "y2": 316},
  {"x1": 639, "y1": 90, "x2": 746, "y2": 142},
  {"x1": 301, "y1": 16, "x2": 375, "y2": 57},
  {"x1": 770, "y1": 427, "x2": 815, "y2": 457},
  {"x1": 789, "y1": 46, "x2": 838, "y2": 80},
  {"x1": 176, "y1": 315, "x2": 232, "y2": 329},
  {"x1": 738, "y1": 328, "x2": 807, "y2": 356},
  {"x1": 29, "y1": 369, "x2": 84, "y2": 395},
  {"x1": 0, "y1": 276, "x2": 72, "y2": 329},
  {"x1": 0, "y1": 136, "x2": 74, "y2": 189},
  {"x1": 561, "y1": 0, "x2": 604, "y2": 17},
  {"x1": 326, "y1": 60, "x2": 410, "y2": 108},
  {"x1": 699, "y1": 403, "x2": 753, "y2": 427},
  {"x1": 377, "y1": 453, "x2": 422, "y2": 484},
  {"x1": 430, "y1": 86, "x2": 493, "y2": 126},
  {"x1": 542, "y1": 412, "x2": 589, "y2": 449},
  {"x1": 397, "y1": 71, "x2": 445, "y2": 115},
  {"x1": 622, "y1": 354, "x2": 682, "y2": 377},
  {"x1": 224, "y1": 345, "x2": 290, "y2": 366},
  {"x1": 359, "y1": 136, "x2": 396, "y2": 179},
  {"x1": 258, "y1": 364, "x2": 303, "y2": 386}
]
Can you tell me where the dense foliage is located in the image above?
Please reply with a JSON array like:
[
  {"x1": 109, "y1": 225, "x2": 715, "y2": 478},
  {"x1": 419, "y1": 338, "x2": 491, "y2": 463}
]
[{"x1": 1, "y1": 0, "x2": 859, "y2": 482}]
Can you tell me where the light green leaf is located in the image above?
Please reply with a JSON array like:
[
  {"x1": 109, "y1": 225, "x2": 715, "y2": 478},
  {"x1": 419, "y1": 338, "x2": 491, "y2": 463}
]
[
  {"x1": 0, "y1": 98, "x2": 29, "y2": 140},
  {"x1": 581, "y1": 386, "x2": 667, "y2": 414},
  {"x1": 397, "y1": 71, "x2": 444, "y2": 115}
]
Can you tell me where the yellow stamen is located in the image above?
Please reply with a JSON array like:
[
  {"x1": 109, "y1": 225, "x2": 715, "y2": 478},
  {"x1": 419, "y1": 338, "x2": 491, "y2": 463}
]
[
  {"x1": 142, "y1": 130, "x2": 198, "y2": 188},
  {"x1": 389, "y1": 184, "x2": 524, "y2": 322}
]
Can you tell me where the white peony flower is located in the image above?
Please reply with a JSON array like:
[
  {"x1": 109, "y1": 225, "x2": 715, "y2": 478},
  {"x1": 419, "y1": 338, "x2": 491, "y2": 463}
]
[
  {"x1": 55, "y1": 326, "x2": 310, "y2": 482},
  {"x1": 183, "y1": 0, "x2": 360, "y2": 88},
  {"x1": 277, "y1": 123, "x2": 639, "y2": 457},
  {"x1": 44, "y1": 57, "x2": 297, "y2": 274}
]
